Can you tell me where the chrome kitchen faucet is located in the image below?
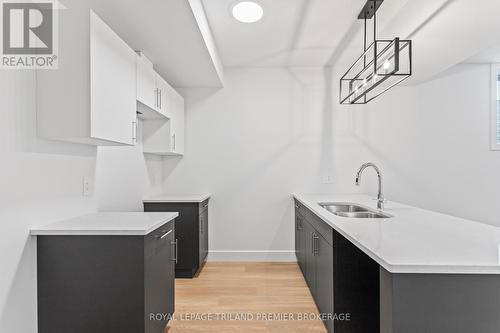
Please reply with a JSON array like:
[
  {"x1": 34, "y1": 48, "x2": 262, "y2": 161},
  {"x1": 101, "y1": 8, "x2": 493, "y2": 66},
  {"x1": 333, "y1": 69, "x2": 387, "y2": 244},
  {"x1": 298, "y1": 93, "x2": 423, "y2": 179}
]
[{"x1": 355, "y1": 163, "x2": 385, "y2": 210}]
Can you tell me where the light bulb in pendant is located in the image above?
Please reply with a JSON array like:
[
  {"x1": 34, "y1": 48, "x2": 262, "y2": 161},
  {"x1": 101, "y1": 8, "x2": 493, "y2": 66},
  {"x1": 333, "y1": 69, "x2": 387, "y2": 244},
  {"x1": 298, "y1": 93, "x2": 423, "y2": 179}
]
[{"x1": 383, "y1": 60, "x2": 391, "y2": 71}]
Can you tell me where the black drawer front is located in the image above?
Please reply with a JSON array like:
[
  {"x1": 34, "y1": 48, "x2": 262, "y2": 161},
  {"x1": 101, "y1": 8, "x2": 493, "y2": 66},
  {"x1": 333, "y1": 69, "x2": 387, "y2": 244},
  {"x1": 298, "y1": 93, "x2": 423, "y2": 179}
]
[
  {"x1": 305, "y1": 209, "x2": 334, "y2": 246},
  {"x1": 145, "y1": 220, "x2": 175, "y2": 258}
]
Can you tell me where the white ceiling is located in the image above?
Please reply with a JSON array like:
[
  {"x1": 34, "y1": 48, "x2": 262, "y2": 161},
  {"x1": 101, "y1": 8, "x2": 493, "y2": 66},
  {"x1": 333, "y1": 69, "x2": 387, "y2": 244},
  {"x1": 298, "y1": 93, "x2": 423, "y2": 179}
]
[
  {"x1": 400, "y1": 0, "x2": 500, "y2": 83},
  {"x1": 202, "y1": 0, "x2": 500, "y2": 83},
  {"x1": 202, "y1": 0, "x2": 366, "y2": 67},
  {"x1": 72, "y1": 0, "x2": 500, "y2": 86}
]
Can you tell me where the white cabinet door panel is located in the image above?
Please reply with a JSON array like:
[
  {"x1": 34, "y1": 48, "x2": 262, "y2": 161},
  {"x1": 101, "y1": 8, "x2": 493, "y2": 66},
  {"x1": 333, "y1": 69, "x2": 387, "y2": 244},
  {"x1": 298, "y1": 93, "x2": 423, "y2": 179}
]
[
  {"x1": 90, "y1": 11, "x2": 136, "y2": 145},
  {"x1": 169, "y1": 90, "x2": 185, "y2": 154},
  {"x1": 155, "y1": 74, "x2": 171, "y2": 118},
  {"x1": 137, "y1": 55, "x2": 157, "y2": 111}
]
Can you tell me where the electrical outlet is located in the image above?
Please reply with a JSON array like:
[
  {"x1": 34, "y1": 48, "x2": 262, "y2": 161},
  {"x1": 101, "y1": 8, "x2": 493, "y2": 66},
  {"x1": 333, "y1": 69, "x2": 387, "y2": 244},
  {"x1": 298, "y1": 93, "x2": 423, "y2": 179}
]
[
  {"x1": 322, "y1": 174, "x2": 334, "y2": 184},
  {"x1": 82, "y1": 176, "x2": 93, "y2": 197}
]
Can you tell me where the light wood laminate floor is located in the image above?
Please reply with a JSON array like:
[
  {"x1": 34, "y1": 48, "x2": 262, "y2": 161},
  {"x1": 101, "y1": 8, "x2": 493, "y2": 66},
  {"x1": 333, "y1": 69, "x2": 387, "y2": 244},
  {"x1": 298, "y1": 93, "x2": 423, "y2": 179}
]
[{"x1": 166, "y1": 262, "x2": 327, "y2": 333}]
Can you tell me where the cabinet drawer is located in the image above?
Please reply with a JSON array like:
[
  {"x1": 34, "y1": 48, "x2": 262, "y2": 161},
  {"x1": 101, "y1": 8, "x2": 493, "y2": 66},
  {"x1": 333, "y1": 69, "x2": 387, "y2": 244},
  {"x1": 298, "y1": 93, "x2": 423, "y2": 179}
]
[
  {"x1": 305, "y1": 210, "x2": 333, "y2": 246},
  {"x1": 145, "y1": 220, "x2": 175, "y2": 257}
]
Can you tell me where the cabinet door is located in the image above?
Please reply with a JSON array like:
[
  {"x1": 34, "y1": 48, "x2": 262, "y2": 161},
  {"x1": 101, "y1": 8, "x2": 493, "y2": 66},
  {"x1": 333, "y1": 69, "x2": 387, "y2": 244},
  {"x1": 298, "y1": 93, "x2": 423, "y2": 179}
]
[
  {"x1": 203, "y1": 208, "x2": 208, "y2": 263},
  {"x1": 155, "y1": 74, "x2": 171, "y2": 118},
  {"x1": 90, "y1": 11, "x2": 136, "y2": 145},
  {"x1": 198, "y1": 209, "x2": 208, "y2": 267},
  {"x1": 316, "y1": 235, "x2": 334, "y2": 333},
  {"x1": 169, "y1": 89, "x2": 185, "y2": 154},
  {"x1": 165, "y1": 226, "x2": 176, "y2": 318},
  {"x1": 295, "y1": 214, "x2": 300, "y2": 260},
  {"x1": 136, "y1": 55, "x2": 157, "y2": 111},
  {"x1": 144, "y1": 202, "x2": 201, "y2": 278},
  {"x1": 145, "y1": 226, "x2": 175, "y2": 333},
  {"x1": 304, "y1": 221, "x2": 316, "y2": 295},
  {"x1": 295, "y1": 213, "x2": 306, "y2": 274}
]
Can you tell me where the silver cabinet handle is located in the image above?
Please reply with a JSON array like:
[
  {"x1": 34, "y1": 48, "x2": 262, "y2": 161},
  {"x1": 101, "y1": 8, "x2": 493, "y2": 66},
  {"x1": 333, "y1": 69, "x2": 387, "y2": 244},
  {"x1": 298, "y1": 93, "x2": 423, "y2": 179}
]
[
  {"x1": 157, "y1": 229, "x2": 172, "y2": 239},
  {"x1": 295, "y1": 204, "x2": 299, "y2": 209},
  {"x1": 171, "y1": 239, "x2": 178, "y2": 264},
  {"x1": 159, "y1": 89, "x2": 162, "y2": 109},
  {"x1": 172, "y1": 133, "x2": 176, "y2": 151},
  {"x1": 203, "y1": 203, "x2": 208, "y2": 208},
  {"x1": 311, "y1": 232, "x2": 314, "y2": 254},
  {"x1": 313, "y1": 234, "x2": 319, "y2": 256},
  {"x1": 312, "y1": 233, "x2": 315, "y2": 255},
  {"x1": 132, "y1": 120, "x2": 137, "y2": 144}
]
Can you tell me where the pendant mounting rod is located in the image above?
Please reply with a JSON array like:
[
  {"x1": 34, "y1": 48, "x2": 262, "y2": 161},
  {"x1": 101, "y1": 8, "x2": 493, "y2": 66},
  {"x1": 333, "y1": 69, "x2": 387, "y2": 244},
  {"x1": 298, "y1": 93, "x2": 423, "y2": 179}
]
[{"x1": 358, "y1": 0, "x2": 384, "y2": 20}]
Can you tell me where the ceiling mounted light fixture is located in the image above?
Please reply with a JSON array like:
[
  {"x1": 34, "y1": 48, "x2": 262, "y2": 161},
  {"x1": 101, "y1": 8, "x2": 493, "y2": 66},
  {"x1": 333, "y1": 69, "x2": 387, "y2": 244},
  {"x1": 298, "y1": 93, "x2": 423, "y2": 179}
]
[
  {"x1": 232, "y1": 1, "x2": 264, "y2": 23},
  {"x1": 339, "y1": 0, "x2": 412, "y2": 105}
]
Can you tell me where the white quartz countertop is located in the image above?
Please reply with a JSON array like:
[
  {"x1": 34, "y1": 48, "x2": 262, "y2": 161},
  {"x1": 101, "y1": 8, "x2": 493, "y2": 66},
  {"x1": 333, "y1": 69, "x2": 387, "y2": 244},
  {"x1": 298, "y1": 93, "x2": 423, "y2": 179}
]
[
  {"x1": 30, "y1": 212, "x2": 179, "y2": 236},
  {"x1": 294, "y1": 193, "x2": 500, "y2": 274},
  {"x1": 143, "y1": 194, "x2": 211, "y2": 203}
]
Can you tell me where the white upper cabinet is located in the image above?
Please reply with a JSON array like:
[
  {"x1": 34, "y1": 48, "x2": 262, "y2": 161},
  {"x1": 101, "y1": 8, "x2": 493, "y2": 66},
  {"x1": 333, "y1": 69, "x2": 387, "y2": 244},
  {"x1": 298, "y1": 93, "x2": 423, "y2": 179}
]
[
  {"x1": 90, "y1": 12, "x2": 137, "y2": 145},
  {"x1": 155, "y1": 74, "x2": 171, "y2": 119},
  {"x1": 140, "y1": 60, "x2": 185, "y2": 156},
  {"x1": 168, "y1": 88, "x2": 185, "y2": 155},
  {"x1": 136, "y1": 54, "x2": 172, "y2": 120},
  {"x1": 37, "y1": 9, "x2": 137, "y2": 146},
  {"x1": 136, "y1": 53, "x2": 161, "y2": 118},
  {"x1": 143, "y1": 84, "x2": 185, "y2": 156}
]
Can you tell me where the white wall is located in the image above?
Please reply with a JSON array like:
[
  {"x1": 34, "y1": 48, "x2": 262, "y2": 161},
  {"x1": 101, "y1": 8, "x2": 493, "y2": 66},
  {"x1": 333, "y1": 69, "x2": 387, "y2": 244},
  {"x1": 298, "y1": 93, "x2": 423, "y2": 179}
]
[
  {"x1": 0, "y1": 71, "x2": 162, "y2": 332},
  {"x1": 161, "y1": 67, "x2": 365, "y2": 260},
  {"x1": 95, "y1": 125, "x2": 164, "y2": 212},
  {"x1": 0, "y1": 71, "x2": 94, "y2": 333},
  {"x1": 352, "y1": 64, "x2": 500, "y2": 226}
]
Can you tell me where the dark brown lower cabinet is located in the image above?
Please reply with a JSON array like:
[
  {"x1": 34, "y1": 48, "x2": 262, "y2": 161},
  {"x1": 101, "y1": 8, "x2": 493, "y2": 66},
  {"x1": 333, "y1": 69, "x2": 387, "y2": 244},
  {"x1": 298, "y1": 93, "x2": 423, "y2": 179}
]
[
  {"x1": 316, "y1": 233, "x2": 334, "y2": 333},
  {"x1": 144, "y1": 199, "x2": 209, "y2": 278},
  {"x1": 37, "y1": 220, "x2": 176, "y2": 333},
  {"x1": 294, "y1": 200, "x2": 379, "y2": 333}
]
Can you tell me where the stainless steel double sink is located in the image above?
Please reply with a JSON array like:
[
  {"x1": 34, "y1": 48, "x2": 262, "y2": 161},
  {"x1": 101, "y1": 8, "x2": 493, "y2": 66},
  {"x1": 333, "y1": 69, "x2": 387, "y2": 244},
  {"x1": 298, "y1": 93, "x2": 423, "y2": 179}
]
[{"x1": 319, "y1": 202, "x2": 393, "y2": 219}]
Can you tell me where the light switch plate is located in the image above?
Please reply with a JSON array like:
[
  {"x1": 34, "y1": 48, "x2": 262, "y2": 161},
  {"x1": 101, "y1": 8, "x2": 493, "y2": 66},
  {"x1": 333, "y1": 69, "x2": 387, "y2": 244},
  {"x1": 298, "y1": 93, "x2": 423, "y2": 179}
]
[{"x1": 322, "y1": 174, "x2": 335, "y2": 184}]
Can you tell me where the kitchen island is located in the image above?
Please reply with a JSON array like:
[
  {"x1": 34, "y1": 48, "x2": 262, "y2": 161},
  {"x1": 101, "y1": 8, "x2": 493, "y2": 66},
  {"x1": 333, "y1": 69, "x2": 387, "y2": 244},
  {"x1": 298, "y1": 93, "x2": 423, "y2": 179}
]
[{"x1": 293, "y1": 193, "x2": 500, "y2": 333}]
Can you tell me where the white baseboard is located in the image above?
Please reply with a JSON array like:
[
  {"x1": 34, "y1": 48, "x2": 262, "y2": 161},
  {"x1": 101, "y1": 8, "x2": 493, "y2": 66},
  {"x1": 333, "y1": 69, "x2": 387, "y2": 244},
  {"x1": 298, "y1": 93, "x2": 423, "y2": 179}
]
[{"x1": 207, "y1": 250, "x2": 296, "y2": 262}]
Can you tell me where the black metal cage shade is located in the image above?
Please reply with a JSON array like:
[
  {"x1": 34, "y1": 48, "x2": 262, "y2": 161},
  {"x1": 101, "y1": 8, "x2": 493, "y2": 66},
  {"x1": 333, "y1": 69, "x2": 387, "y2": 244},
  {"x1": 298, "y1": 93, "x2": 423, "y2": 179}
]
[
  {"x1": 340, "y1": 38, "x2": 412, "y2": 104},
  {"x1": 339, "y1": 0, "x2": 412, "y2": 105}
]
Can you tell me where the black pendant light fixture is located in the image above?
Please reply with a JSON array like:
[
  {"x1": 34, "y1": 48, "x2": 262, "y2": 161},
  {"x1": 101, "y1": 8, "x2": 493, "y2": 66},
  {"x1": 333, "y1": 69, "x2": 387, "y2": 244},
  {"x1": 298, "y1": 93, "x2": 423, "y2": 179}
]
[{"x1": 339, "y1": 0, "x2": 412, "y2": 105}]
